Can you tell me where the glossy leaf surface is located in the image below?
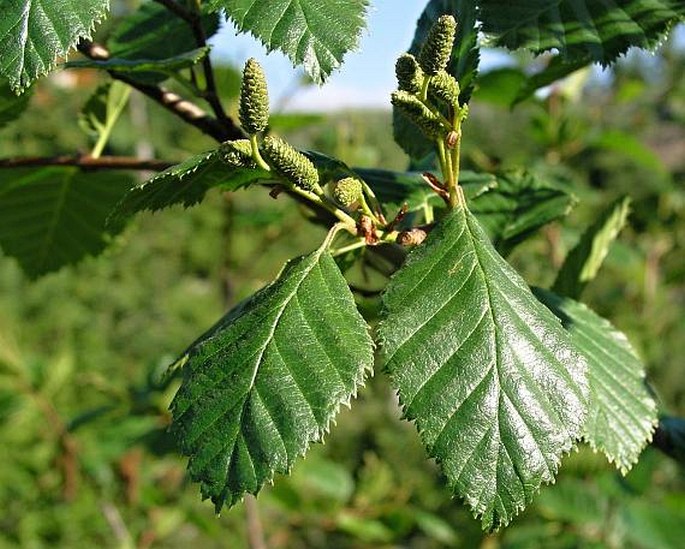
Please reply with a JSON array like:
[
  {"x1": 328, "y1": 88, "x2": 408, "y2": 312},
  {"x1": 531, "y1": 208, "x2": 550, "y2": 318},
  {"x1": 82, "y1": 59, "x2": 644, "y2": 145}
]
[
  {"x1": 171, "y1": 248, "x2": 374, "y2": 510},
  {"x1": 380, "y1": 206, "x2": 588, "y2": 530}
]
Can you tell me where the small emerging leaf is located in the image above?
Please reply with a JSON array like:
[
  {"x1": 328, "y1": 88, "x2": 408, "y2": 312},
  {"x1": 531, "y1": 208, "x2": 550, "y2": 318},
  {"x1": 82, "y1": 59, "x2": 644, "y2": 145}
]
[
  {"x1": 379, "y1": 206, "x2": 588, "y2": 530},
  {"x1": 553, "y1": 196, "x2": 631, "y2": 300},
  {"x1": 534, "y1": 288, "x2": 658, "y2": 472},
  {"x1": 170, "y1": 248, "x2": 374, "y2": 510}
]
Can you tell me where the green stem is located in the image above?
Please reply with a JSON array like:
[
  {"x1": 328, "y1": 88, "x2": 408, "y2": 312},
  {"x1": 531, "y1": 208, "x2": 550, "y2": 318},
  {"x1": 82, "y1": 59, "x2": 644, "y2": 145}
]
[
  {"x1": 91, "y1": 87, "x2": 131, "y2": 159},
  {"x1": 420, "y1": 75, "x2": 431, "y2": 102},
  {"x1": 359, "y1": 178, "x2": 384, "y2": 220},
  {"x1": 448, "y1": 125, "x2": 463, "y2": 209},
  {"x1": 436, "y1": 138, "x2": 449, "y2": 184},
  {"x1": 359, "y1": 194, "x2": 382, "y2": 226},
  {"x1": 250, "y1": 134, "x2": 271, "y2": 172},
  {"x1": 331, "y1": 239, "x2": 367, "y2": 257},
  {"x1": 289, "y1": 185, "x2": 357, "y2": 230}
]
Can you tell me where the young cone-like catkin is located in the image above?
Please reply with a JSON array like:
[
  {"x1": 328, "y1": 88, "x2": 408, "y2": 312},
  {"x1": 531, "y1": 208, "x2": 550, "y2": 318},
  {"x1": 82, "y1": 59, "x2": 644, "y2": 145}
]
[
  {"x1": 220, "y1": 139, "x2": 258, "y2": 168},
  {"x1": 418, "y1": 15, "x2": 456, "y2": 76},
  {"x1": 261, "y1": 135, "x2": 319, "y2": 191},
  {"x1": 239, "y1": 58, "x2": 269, "y2": 134},
  {"x1": 395, "y1": 54, "x2": 423, "y2": 94},
  {"x1": 332, "y1": 177, "x2": 363, "y2": 207},
  {"x1": 428, "y1": 70, "x2": 460, "y2": 107},
  {"x1": 391, "y1": 91, "x2": 444, "y2": 139}
]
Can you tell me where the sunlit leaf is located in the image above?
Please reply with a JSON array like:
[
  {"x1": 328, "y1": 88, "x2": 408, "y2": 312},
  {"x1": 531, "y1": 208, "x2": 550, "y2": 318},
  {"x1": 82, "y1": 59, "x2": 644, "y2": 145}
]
[
  {"x1": 170, "y1": 247, "x2": 373, "y2": 510},
  {"x1": 213, "y1": 0, "x2": 369, "y2": 84},
  {"x1": 0, "y1": 0, "x2": 109, "y2": 91},
  {"x1": 535, "y1": 288, "x2": 658, "y2": 472},
  {"x1": 379, "y1": 206, "x2": 588, "y2": 530}
]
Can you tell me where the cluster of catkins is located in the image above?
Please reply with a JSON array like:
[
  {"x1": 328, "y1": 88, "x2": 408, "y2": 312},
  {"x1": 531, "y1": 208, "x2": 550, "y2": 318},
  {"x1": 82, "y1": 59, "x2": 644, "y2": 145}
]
[
  {"x1": 221, "y1": 59, "x2": 365, "y2": 211},
  {"x1": 392, "y1": 15, "x2": 467, "y2": 143}
]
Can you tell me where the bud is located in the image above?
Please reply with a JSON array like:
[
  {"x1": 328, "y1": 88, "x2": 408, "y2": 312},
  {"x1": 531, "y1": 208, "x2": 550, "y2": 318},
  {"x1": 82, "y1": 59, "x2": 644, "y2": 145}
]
[
  {"x1": 418, "y1": 15, "x2": 456, "y2": 76},
  {"x1": 332, "y1": 177, "x2": 363, "y2": 208},
  {"x1": 220, "y1": 139, "x2": 257, "y2": 168},
  {"x1": 395, "y1": 54, "x2": 423, "y2": 94},
  {"x1": 391, "y1": 91, "x2": 444, "y2": 139},
  {"x1": 261, "y1": 135, "x2": 319, "y2": 191},
  {"x1": 445, "y1": 130, "x2": 459, "y2": 150},
  {"x1": 428, "y1": 70, "x2": 460, "y2": 107},
  {"x1": 239, "y1": 58, "x2": 269, "y2": 134}
]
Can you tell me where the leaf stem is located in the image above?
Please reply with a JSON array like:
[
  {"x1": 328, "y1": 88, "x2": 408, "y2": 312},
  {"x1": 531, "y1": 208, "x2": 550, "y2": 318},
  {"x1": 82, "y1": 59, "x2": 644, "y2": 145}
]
[
  {"x1": 289, "y1": 186, "x2": 357, "y2": 230},
  {"x1": 91, "y1": 87, "x2": 131, "y2": 159},
  {"x1": 331, "y1": 238, "x2": 367, "y2": 257}
]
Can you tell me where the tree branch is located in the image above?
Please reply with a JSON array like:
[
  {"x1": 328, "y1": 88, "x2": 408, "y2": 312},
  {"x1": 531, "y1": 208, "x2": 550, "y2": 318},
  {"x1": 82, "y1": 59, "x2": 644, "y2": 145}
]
[
  {"x1": 0, "y1": 155, "x2": 176, "y2": 171},
  {"x1": 153, "y1": 0, "x2": 233, "y2": 125},
  {"x1": 76, "y1": 40, "x2": 243, "y2": 143}
]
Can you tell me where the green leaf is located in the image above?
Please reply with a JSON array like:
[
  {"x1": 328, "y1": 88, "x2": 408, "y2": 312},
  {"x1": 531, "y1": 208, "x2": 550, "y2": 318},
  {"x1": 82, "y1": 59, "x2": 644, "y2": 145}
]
[
  {"x1": 479, "y1": 0, "x2": 685, "y2": 66},
  {"x1": 107, "y1": 1, "x2": 220, "y2": 84},
  {"x1": 0, "y1": 168, "x2": 134, "y2": 277},
  {"x1": 379, "y1": 206, "x2": 588, "y2": 530},
  {"x1": 109, "y1": 150, "x2": 271, "y2": 223},
  {"x1": 109, "y1": 2, "x2": 219, "y2": 57},
  {"x1": 0, "y1": 0, "x2": 109, "y2": 92},
  {"x1": 469, "y1": 170, "x2": 577, "y2": 255},
  {"x1": 534, "y1": 288, "x2": 658, "y2": 472},
  {"x1": 393, "y1": 0, "x2": 480, "y2": 159},
  {"x1": 78, "y1": 81, "x2": 131, "y2": 157},
  {"x1": 213, "y1": 0, "x2": 369, "y2": 84},
  {"x1": 170, "y1": 247, "x2": 373, "y2": 510},
  {"x1": 64, "y1": 47, "x2": 210, "y2": 75},
  {"x1": 0, "y1": 78, "x2": 32, "y2": 128},
  {"x1": 553, "y1": 196, "x2": 631, "y2": 300}
]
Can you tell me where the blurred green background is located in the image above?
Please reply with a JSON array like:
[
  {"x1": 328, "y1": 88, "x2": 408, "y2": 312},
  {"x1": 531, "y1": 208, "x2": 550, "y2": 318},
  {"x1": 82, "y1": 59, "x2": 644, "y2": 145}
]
[{"x1": 1, "y1": 17, "x2": 684, "y2": 549}]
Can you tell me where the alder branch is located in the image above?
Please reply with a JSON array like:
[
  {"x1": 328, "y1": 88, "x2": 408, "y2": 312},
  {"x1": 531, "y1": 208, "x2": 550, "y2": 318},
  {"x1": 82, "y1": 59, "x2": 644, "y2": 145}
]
[
  {"x1": 153, "y1": 0, "x2": 232, "y2": 126},
  {"x1": 0, "y1": 155, "x2": 176, "y2": 171},
  {"x1": 76, "y1": 40, "x2": 243, "y2": 143}
]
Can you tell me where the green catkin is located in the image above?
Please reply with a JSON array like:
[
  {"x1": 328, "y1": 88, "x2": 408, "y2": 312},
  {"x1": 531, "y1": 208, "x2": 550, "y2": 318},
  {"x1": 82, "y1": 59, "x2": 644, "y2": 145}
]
[
  {"x1": 395, "y1": 54, "x2": 423, "y2": 94},
  {"x1": 239, "y1": 58, "x2": 269, "y2": 134},
  {"x1": 220, "y1": 139, "x2": 257, "y2": 168},
  {"x1": 332, "y1": 177, "x2": 363, "y2": 207},
  {"x1": 391, "y1": 91, "x2": 444, "y2": 139},
  {"x1": 261, "y1": 135, "x2": 319, "y2": 191},
  {"x1": 418, "y1": 15, "x2": 457, "y2": 76},
  {"x1": 428, "y1": 70, "x2": 461, "y2": 107}
]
